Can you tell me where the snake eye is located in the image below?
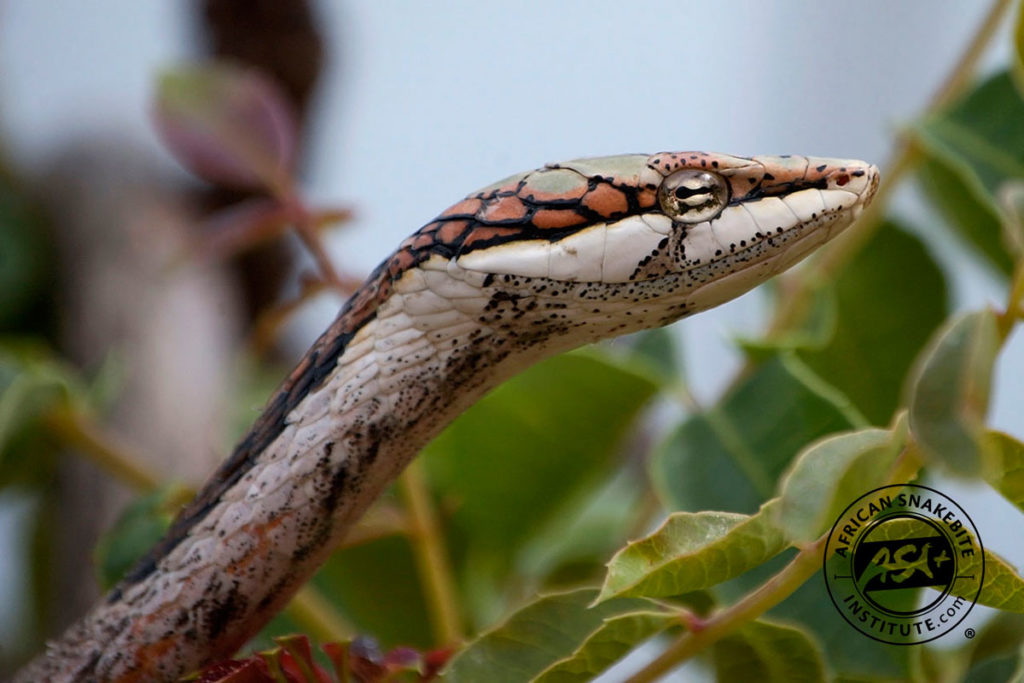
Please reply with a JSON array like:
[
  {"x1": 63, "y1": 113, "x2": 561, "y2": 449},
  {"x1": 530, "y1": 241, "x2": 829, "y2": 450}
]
[{"x1": 658, "y1": 169, "x2": 730, "y2": 223}]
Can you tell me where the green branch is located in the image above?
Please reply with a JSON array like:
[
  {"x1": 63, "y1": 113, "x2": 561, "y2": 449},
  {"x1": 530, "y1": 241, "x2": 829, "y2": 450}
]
[{"x1": 398, "y1": 459, "x2": 465, "y2": 645}]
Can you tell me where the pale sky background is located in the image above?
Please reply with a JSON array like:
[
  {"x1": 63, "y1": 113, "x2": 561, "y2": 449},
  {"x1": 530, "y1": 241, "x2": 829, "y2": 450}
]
[{"x1": 1, "y1": 2, "x2": 1022, "y2": 678}]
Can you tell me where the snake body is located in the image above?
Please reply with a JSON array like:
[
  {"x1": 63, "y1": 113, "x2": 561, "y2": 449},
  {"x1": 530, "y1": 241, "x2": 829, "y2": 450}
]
[{"x1": 18, "y1": 151, "x2": 878, "y2": 681}]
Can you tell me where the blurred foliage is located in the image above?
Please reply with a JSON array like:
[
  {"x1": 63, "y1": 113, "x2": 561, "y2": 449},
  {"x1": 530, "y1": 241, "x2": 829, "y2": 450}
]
[
  {"x1": 0, "y1": 171, "x2": 51, "y2": 333},
  {"x1": 6, "y1": 19, "x2": 1024, "y2": 682}
]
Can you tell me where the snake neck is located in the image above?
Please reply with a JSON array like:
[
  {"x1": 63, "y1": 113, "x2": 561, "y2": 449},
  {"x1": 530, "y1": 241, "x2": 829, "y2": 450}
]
[{"x1": 20, "y1": 257, "x2": 637, "y2": 682}]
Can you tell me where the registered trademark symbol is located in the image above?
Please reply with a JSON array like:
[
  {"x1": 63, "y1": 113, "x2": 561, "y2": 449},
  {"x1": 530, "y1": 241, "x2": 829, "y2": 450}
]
[{"x1": 965, "y1": 628, "x2": 976, "y2": 639}]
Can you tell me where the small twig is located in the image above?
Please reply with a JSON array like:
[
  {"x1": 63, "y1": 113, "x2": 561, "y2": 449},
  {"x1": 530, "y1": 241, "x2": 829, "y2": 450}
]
[
  {"x1": 997, "y1": 258, "x2": 1024, "y2": 339},
  {"x1": 764, "y1": 0, "x2": 1015, "y2": 341},
  {"x1": 45, "y1": 408, "x2": 161, "y2": 493},
  {"x1": 285, "y1": 584, "x2": 356, "y2": 643},
  {"x1": 334, "y1": 501, "x2": 409, "y2": 549},
  {"x1": 276, "y1": 182, "x2": 348, "y2": 292},
  {"x1": 397, "y1": 459, "x2": 464, "y2": 645},
  {"x1": 626, "y1": 445, "x2": 924, "y2": 682}
]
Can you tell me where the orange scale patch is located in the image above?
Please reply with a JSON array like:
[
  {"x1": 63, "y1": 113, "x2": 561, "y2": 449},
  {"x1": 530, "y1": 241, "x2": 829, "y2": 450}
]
[
  {"x1": 462, "y1": 226, "x2": 522, "y2": 248},
  {"x1": 441, "y1": 197, "x2": 483, "y2": 218},
  {"x1": 406, "y1": 233, "x2": 435, "y2": 251},
  {"x1": 532, "y1": 209, "x2": 588, "y2": 230},
  {"x1": 124, "y1": 635, "x2": 179, "y2": 682},
  {"x1": 387, "y1": 251, "x2": 416, "y2": 276},
  {"x1": 479, "y1": 195, "x2": 529, "y2": 223},
  {"x1": 226, "y1": 527, "x2": 275, "y2": 576},
  {"x1": 761, "y1": 167, "x2": 808, "y2": 191},
  {"x1": 725, "y1": 176, "x2": 753, "y2": 198},
  {"x1": 437, "y1": 219, "x2": 471, "y2": 245},
  {"x1": 582, "y1": 183, "x2": 628, "y2": 216},
  {"x1": 649, "y1": 151, "x2": 712, "y2": 174},
  {"x1": 636, "y1": 187, "x2": 658, "y2": 208}
]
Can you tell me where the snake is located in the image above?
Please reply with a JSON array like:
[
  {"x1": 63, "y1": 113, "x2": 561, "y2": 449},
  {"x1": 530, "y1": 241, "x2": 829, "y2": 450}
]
[{"x1": 17, "y1": 151, "x2": 878, "y2": 682}]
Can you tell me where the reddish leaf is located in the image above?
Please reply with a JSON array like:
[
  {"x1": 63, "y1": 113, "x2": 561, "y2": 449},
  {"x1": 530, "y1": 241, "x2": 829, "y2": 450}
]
[
  {"x1": 154, "y1": 62, "x2": 297, "y2": 192},
  {"x1": 322, "y1": 642, "x2": 349, "y2": 682},
  {"x1": 193, "y1": 657, "x2": 272, "y2": 683},
  {"x1": 277, "y1": 635, "x2": 332, "y2": 683},
  {"x1": 421, "y1": 648, "x2": 454, "y2": 680},
  {"x1": 198, "y1": 198, "x2": 292, "y2": 259},
  {"x1": 193, "y1": 635, "x2": 446, "y2": 683},
  {"x1": 196, "y1": 200, "x2": 354, "y2": 261},
  {"x1": 348, "y1": 637, "x2": 387, "y2": 682},
  {"x1": 382, "y1": 647, "x2": 420, "y2": 671},
  {"x1": 257, "y1": 648, "x2": 293, "y2": 683}
]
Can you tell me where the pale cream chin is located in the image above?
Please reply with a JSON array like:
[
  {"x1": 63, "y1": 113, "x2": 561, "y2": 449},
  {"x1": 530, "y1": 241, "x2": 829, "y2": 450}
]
[{"x1": 682, "y1": 200, "x2": 862, "y2": 315}]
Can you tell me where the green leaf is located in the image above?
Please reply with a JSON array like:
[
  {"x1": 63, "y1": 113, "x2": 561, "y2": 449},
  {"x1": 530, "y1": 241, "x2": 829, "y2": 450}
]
[
  {"x1": 915, "y1": 71, "x2": 1024, "y2": 275},
  {"x1": 0, "y1": 343, "x2": 94, "y2": 487},
  {"x1": 154, "y1": 62, "x2": 296, "y2": 191},
  {"x1": 964, "y1": 612, "x2": 1024, "y2": 671},
  {"x1": 918, "y1": 158, "x2": 1015, "y2": 276},
  {"x1": 909, "y1": 310, "x2": 1000, "y2": 476},
  {"x1": 736, "y1": 281, "x2": 837, "y2": 357},
  {"x1": 425, "y1": 351, "x2": 656, "y2": 547},
  {"x1": 423, "y1": 350, "x2": 658, "y2": 621},
  {"x1": 516, "y1": 470, "x2": 651, "y2": 587},
  {"x1": 532, "y1": 610, "x2": 678, "y2": 682},
  {"x1": 999, "y1": 180, "x2": 1024, "y2": 257},
  {"x1": 597, "y1": 501, "x2": 787, "y2": 602},
  {"x1": 777, "y1": 417, "x2": 908, "y2": 544},
  {"x1": 651, "y1": 353, "x2": 863, "y2": 514},
  {"x1": 0, "y1": 176, "x2": 51, "y2": 331},
  {"x1": 982, "y1": 430, "x2": 1024, "y2": 512},
  {"x1": 711, "y1": 618, "x2": 826, "y2": 683},
  {"x1": 799, "y1": 221, "x2": 948, "y2": 425},
  {"x1": 93, "y1": 487, "x2": 185, "y2": 590},
  {"x1": 974, "y1": 548, "x2": 1024, "y2": 613},
  {"x1": 310, "y1": 530, "x2": 433, "y2": 649},
  {"x1": 769, "y1": 572, "x2": 912, "y2": 679},
  {"x1": 442, "y1": 589, "x2": 649, "y2": 683},
  {"x1": 620, "y1": 327, "x2": 684, "y2": 381},
  {"x1": 909, "y1": 645, "x2": 969, "y2": 683}
]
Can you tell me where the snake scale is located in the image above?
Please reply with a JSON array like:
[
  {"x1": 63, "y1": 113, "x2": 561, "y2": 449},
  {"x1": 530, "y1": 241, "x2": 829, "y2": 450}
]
[{"x1": 17, "y1": 151, "x2": 878, "y2": 681}]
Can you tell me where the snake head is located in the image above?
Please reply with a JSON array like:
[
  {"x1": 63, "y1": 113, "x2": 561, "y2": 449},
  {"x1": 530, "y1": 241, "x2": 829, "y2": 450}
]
[{"x1": 360, "y1": 151, "x2": 879, "y2": 354}]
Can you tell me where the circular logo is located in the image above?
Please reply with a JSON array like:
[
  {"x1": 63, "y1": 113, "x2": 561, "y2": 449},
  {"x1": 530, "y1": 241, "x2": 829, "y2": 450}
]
[{"x1": 823, "y1": 484, "x2": 984, "y2": 645}]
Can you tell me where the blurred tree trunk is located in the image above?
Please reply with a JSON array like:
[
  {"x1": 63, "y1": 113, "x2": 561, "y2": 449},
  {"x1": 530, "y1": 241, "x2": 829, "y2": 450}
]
[
  {"x1": 43, "y1": 142, "x2": 242, "y2": 632},
  {"x1": 35, "y1": 0, "x2": 327, "y2": 641}
]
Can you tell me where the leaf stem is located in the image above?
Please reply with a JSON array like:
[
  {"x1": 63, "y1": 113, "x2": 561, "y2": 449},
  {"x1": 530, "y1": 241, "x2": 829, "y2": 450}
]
[
  {"x1": 285, "y1": 584, "x2": 356, "y2": 643},
  {"x1": 277, "y1": 185, "x2": 348, "y2": 292},
  {"x1": 397, "y1": 459, "x2": 464, "y2": 645}
]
